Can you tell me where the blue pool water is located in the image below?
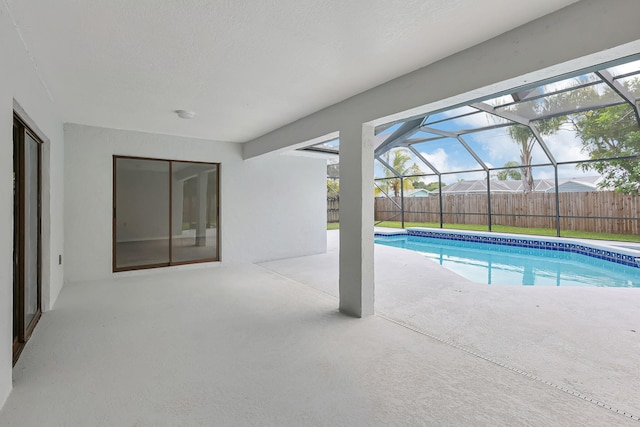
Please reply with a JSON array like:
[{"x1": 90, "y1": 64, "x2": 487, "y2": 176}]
[{"x1": 375, "y1": 234, "x2": 640, "y2": 287}]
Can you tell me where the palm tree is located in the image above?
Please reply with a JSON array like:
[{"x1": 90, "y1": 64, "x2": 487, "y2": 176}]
[
  {"x1": 508, "y1": 125, "x2": 537, "y2": 191},
  {"x1": 327, "y1": 179, "x2": 339, "y2": 196},
  {"x1": 376, "y1": 149, "x2": 424, "y2": 197},
  {"x1": 507, "y1": 101, "x2": 564, "y2": 192},
  {"x1": 496, "y1": 160, "x2": 522, "y2": 181}
]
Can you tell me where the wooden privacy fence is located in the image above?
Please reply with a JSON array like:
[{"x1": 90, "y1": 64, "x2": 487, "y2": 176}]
[
  {"x1": 327, "y1": 196, "x2": 340, "y2": 223},
  {"x1": 372, "y1": 191, "x2": 640, "y2": 234}
]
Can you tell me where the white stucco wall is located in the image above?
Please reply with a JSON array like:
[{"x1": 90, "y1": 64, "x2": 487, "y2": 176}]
[
  {"x1": 64, "y1": 124, "x2": 326, "y2": 283},
  {"x1": 243, "y1": 154, "x2": 327, "y2": 263},
  {"x1": 0, "y1": 6, "x2": 65, "y2": 409}
]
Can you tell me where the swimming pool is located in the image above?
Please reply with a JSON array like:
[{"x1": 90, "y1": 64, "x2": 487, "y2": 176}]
[{"x1": 374, "y1": 228, "x2": 640, "y2": 287}]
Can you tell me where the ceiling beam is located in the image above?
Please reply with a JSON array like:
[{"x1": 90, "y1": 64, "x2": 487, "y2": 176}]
[{"x1": 374, "y1": 117, "x2": 423, "y2": 156}]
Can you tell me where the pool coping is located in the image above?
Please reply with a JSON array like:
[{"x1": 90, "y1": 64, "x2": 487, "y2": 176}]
[{"x1": 374, "y1": 227, "x2": 640, "y2": 269}]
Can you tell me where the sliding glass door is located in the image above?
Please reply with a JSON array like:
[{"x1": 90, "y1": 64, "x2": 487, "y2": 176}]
[
  {"x1": 113, "y1": 156, "x2": 219, "y2": 271},
  {"x1": 114, "y1": 158, "x2": 171, "y2": 269},
  {"x1": 171, "y1": 161, "x2": 219, "y2": 263},
  {"x1": 13, "y1": 114, "x2": 42, "y2": 364}
]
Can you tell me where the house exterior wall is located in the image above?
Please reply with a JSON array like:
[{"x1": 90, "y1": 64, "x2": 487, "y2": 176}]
[
  {"x1": 243, "y1": 154, "x2": 328, "y2": 263},
  {"x1": 63, "y1": 124, "x2": 326, "y2": 283},
  {"x1": 0, "y1": 8, "x2": 65, "y2": 408}
]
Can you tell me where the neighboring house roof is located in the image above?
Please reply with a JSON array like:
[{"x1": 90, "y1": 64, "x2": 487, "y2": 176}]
[
  {"x1": 545, "y1": 177, "x2": 601, "y2": 193},
  {"x1": 439, "y1": 177, "x2": 601, "y2": 194}
]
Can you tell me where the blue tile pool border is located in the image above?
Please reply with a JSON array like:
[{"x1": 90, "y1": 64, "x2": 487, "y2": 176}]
[{"x1": 374, "y1": 228, "x2": 640, "y2": 269}]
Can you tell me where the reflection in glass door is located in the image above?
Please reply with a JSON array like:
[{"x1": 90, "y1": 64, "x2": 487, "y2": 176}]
[
  {"x1": 171, "y1": 162, "x2": 219, "y2": 263},
  {"x1": 113, "y1": 157, "x2": 220, "y2": 271},
  {"x1": 113, "y1": 158, "x2": 171, "y2": 270},
  {"x1": 13, "y1": 114, "x2": 42, "y2": 365}
]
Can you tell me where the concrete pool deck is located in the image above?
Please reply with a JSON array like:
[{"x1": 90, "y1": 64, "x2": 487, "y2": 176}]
[
  {"x1": 260, "y1": 229, "x2": 640, "y2": 421},
  {"x1": 0, "y1": 229, "x2": 638, "y2": 425}
]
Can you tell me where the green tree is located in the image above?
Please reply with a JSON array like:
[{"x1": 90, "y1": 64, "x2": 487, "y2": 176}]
[
  {"x1": 499, "y1": 90, "x2": 573, "y2": 192},
  {"x1": 508, "y1": 115, "x2": 564, "y2": 192},
  {"x1": 571, "y1": 103, "x2": 640, "y2": 195},
  {"x1": 425, "y1": 181, "x2": 445, "y2": 191},
  {"x1": 378, "y1": 149, "x2": 424, "y2": 197},
  {"x1": 327, "y1": 179, "x2": 339, "y2": 196},
  {"x1": 496, "y1": 161, "x2": 522, "y2": 181},
  {"x1": 554, "y1": 77, "x2": 640, "y2": 195}
]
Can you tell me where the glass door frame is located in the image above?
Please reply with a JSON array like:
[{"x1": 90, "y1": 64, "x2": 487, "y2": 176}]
[
  {"x1": 13, "y1": 113, "x2": 42, "y2": 365},
  {"x1": 112, "y1": 155, "x2": 221, "y2": 272}
]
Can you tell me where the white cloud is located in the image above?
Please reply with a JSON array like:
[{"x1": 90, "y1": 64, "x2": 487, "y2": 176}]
[
  {"x1": 419, "y1": 148, "x2": 485, "y2": 185},
  {"x1": 542, "y1": 128, "x2": 589, "y2": 163},
  {"x1": 480, "y1": 134, "x2": 521, "y2": 163},
  {"x1": 421, "y1": 147, "x2": 448, "y2": 171}
]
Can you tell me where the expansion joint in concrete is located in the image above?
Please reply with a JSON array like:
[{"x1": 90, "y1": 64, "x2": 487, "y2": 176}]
[{"x1": 377, "y1": 312, "x2": 640, "y2": 423}]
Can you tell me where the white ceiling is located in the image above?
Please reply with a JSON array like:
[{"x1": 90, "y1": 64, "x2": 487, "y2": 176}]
[{"x1": 7, "y1": 0, "x2": 579, "y2": 143}]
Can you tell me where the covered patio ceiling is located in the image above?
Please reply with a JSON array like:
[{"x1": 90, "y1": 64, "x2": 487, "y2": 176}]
[{"x1": 4, "y1": 0, "x2": 579, "y2": 142}]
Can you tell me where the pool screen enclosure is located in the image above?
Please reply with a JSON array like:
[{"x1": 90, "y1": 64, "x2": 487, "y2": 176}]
[{"x1": 306, "y1": 55, "x2": 640, "y2": 237}]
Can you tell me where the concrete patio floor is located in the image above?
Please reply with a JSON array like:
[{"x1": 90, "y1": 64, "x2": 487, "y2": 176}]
[
  {"x1": 260, "y1": 230, "x2": 640, "y2": 423},
  {"x1": 0, "y1": 230, "x2": 638, "y2": 426}
]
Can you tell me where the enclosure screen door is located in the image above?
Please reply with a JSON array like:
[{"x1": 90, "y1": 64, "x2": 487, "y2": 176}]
[
  {"x1": 13, "y1": 114, "x2": 42, "y2": 365},
  {"x1": 113, "y1": 156, "x2": 220, "y2": 271}
]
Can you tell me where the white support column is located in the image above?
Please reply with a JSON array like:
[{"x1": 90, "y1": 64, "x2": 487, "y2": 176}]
[{"x1": 339, "y1": 123, "x2": 375, "y2": 317}]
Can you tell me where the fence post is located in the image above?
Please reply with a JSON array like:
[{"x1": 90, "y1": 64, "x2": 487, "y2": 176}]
[
  {"x1": 554, "y1": 166, "x2": 561, "y2": 237},
  {"x1": 438, "y1": 175, "x2": 443, "y2": 228},
  {"x1": 486, "y1": 170, "x2": 492, "y2": 232},
  {"x1": 400, "y1": 177, "x2": 405, "y2": 228}
]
